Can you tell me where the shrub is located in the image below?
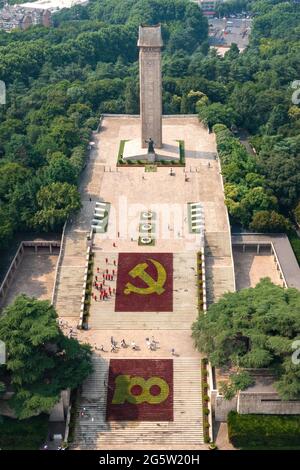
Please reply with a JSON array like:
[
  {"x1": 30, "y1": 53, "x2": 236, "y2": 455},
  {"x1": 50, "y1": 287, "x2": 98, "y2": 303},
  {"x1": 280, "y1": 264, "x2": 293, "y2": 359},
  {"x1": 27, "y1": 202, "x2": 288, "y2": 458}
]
[
  {"x1": 288, "y1": 232, "x2": 300, "y2": 266},
  {"x1": 228, "y1": 412, "x2": 300, "y2": 449},
  {"x1": 0, "y1": 415, "x2": 48, "y2": 450},
  {"x1": 294, "y1": 202, "x2": 300, "y2": 226},
  {"x1": 178, "y1": 140, "x2": 185, "y2": 165},
  {"x1": 250, "y1": 210, "x2": 291, "y2": 233}
]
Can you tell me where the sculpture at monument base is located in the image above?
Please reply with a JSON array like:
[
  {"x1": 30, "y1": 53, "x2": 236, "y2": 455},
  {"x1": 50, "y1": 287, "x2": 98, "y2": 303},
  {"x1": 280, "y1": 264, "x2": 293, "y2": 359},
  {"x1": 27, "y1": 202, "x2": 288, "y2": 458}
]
[{"x1": 145, "y1": 138, "x2": 155, "y2": 155}]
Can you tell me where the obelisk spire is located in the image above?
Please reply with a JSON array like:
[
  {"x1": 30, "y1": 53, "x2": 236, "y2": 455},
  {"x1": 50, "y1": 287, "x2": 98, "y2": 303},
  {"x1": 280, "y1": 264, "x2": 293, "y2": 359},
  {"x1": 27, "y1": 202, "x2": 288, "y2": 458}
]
[{"x1": 138, "y1": 24, "x2": 163, "y2": 149}]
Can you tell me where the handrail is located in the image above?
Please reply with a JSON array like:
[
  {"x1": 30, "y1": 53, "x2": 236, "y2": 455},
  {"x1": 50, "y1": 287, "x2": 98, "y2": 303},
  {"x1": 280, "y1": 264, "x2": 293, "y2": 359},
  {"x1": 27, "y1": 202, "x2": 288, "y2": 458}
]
[
  {"x1": 271, "y1": 242, "x2": 287, "y2": 287},
  {"x1": 216, "y1": 148, "x2": 237, "y2": 292},
  {"x1": 51, "y1": 221, "x2": 68, "y2": 306},
  {"x1": 0, "y1": 243, "x2": 24, "y2": 296}
]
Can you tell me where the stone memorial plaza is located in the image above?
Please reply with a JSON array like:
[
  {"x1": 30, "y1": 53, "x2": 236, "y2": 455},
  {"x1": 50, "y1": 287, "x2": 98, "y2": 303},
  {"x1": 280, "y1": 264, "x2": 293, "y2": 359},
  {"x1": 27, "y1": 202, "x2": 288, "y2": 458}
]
[
  {"x1": 0, "y1": 24, "x2": 296, "y2": 450},
  {"x1": 0, "y1": 18, "x2": 300, "y2": 450},
  {"x1": 51, "y1": 27, "x2": 237, "y2": 448},
  {"x1": 52, "y1": 115, "x2": 235, "y2": 449}
]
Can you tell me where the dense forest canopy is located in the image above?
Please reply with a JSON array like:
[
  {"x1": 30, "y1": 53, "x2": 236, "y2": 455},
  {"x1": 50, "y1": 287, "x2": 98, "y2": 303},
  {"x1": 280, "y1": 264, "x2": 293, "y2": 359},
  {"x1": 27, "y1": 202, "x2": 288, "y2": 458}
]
[
  {"x1": 0, "y1": 0, "x2": 299, "y2": 250},
  {"x1": 0, "y1": 295, "x2": 92, "y2": 419},
  {"x1": 0, "y1": 0, "x2": 208, "y2": 250}
]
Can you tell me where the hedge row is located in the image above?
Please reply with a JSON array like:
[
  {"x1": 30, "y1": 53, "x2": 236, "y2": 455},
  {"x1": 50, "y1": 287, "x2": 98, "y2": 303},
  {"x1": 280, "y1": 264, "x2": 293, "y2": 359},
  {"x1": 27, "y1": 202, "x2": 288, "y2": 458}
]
[
  {"x1": 0, "y1": 414, "x2": 48, "y2": 450},
  {"x1": 289, "y1": 233, "x2": 300, "y2": 266},
  {"x1": 228, "y1": 411, "x2": 300, "y2": 449}
]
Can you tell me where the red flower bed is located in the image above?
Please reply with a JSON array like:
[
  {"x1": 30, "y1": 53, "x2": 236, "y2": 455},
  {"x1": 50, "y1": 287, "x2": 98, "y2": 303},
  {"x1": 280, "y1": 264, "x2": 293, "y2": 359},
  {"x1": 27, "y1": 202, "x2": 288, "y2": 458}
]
[
  {"x1": 115, "y1": 253, "x2": 173, "y2": 312},
  {"x1": 106, "y1": 359, "x2": 174, "y2": 421}
]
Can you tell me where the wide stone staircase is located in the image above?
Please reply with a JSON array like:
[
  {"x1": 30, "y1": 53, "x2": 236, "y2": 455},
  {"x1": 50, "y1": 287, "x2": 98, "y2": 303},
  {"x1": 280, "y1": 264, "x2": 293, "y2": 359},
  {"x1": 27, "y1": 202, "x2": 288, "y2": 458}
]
[
  {"x1": 54, "y1": 229, "x2": 87, "y2": 319},
  {"x1": 73, "y1": 355, "x2": 204, "y2": 449},
  {"x1": 89, "y1": 312, "x2": 197, "y2": 330},
  {"x1": 88, "y1": 252, "x2": 198, "y2": 330},
  {"x1": 205, "y1": 231, "x2": 235, "y2": 305}
]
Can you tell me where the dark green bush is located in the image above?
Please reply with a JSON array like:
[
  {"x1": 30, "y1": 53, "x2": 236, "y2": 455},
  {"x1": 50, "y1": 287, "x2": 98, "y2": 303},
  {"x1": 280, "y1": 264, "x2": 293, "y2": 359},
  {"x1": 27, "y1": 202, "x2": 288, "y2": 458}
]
[
  {"x1": 178, "y1": 140, "x2": 185, "y2": 165},
  {"x1": 0, "y1": 415, "x2": 48, "y2": 450},
  {"x1": 228, "y1": 412, "x2": 300, "y2": 449},
  {"x1": 289, "y1": 233, "x2": 300, "y2": 266}
]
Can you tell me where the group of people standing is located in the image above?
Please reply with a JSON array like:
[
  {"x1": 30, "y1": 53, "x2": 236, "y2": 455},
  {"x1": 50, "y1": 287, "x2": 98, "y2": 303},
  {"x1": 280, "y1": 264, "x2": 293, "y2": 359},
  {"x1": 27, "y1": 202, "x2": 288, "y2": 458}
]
[{"x1": 92, "y1": 259, "x2": 117, "y2": 302}]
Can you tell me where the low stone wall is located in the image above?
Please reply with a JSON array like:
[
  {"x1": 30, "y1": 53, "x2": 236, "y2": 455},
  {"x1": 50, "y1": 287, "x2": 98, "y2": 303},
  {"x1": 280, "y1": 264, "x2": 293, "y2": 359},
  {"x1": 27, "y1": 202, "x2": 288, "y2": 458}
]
[
  {"x1": 238, "y1": 392, "x2": 300, "y2": 415},
  {"x1": 78, "y1": 244, "x2": 92, "y2": 329},
  {"x1": 78, "y1": 228, "x2": 94, "y2": 329},
  {"x1": 51, "y1": 221, "x2": 67, "y2": 306},
  {"x1": 201, "y1": 246, "x2": 207, "y2": 312},
  {"x1": 213, "y1": 392, "x2": 238, "y2": 422},
  {"x1": 212, "y1": 390, "x2": 300, "y2": 422}
]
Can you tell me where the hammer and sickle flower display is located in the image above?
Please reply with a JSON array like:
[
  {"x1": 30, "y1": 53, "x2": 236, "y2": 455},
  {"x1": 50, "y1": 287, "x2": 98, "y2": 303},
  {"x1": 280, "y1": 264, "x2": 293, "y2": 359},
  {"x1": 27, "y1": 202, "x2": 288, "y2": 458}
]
[
  {"x1": 124, "y1": 258, "x2": 167, "y2": 296},
  {"x1": 115, "y1": 253, "x2": 173, "y2": 312}
]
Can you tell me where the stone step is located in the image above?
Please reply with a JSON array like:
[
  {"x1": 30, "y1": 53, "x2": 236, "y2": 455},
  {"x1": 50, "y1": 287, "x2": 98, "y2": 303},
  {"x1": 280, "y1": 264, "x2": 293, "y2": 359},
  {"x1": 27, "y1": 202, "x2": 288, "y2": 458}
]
[
  {"x1": 73, "y1": 356, "x2": 204, "y2": 448},
  {"x1": 88, "y1": 322, "x2": 196, "y2": 330}
]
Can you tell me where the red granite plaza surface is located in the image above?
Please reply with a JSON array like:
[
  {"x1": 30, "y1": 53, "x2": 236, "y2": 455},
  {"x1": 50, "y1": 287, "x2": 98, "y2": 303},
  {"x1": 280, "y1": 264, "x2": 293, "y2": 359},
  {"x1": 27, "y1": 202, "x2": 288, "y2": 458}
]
[
  {"x1": 106, "y1": 359, "x2": 174, "y2": 421},
  {"x1": 115, "y1": 253, "x2": 173, "y2": 312}
]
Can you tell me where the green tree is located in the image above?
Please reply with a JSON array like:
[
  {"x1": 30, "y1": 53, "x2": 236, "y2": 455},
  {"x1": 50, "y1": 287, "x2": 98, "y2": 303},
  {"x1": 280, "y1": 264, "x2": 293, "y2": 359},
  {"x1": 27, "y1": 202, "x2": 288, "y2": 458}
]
[
  {"x1": 199, "y1": 103, "x2": 238, "y2": 129},
  {"x1": 294, "y1": 202, "x2": 300, "y2": 226},
  {"x1": 250, "y1": 210, "x2": 291, "y2": 232},
  {"x1": 32, "y1": 182, "x2": 81, "y2": 231},
  {"x1": 0, "y1": 205, "x2": 14, "y2": 249},
  {"x1": 42, "y1": 152, "x2": 77, "y2": 185},
  {"x1": 0, "y1": 295, "x2": 93, "y2": 419},
  {"x1": 192, "y1": 278, "x2": 300, "y2": 400},
  {"x1": 0, "y1": 163, "x2": 31, "y2": 201},
  {"x1": 219, "y1": 371, "x2": 255, "y2": 400}
]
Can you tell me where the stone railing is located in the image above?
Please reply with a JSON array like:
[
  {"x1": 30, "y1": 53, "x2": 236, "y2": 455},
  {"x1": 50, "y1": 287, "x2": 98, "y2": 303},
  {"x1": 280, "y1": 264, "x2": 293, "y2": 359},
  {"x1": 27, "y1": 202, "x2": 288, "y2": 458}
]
[
  {"x1": 96, "y1": 114, "x2": 104, "y2": 133},
  {"x1": 270, "y1": 242, "x2": 287, "y2": 287},
  {"x1": 51, "y1": 221, "x2": 68, "y2": 307},
  {"x1": 201, "y1": 246, "x2": 207, "y2": 312},
  {"x1": 216, "y1": 148, "x2": 237, "y2": 293},
  {"x1": 78, "y1": 228, "x2": 94, "y2": 329}
]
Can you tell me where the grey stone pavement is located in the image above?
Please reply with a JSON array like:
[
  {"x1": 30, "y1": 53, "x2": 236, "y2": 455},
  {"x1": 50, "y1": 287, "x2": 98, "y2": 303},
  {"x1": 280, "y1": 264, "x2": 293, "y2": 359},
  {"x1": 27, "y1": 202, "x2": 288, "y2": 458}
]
[{"x1": 232, "y1": 233, "x2": 300, "y2": 290}]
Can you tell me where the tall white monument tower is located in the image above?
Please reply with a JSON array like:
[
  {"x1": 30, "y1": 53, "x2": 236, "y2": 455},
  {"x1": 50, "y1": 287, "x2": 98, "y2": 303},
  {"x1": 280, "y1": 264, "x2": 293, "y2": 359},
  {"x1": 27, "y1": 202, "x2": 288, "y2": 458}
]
[{"x1": 138, "y1": 24, "x2": 163, "y2": 149}]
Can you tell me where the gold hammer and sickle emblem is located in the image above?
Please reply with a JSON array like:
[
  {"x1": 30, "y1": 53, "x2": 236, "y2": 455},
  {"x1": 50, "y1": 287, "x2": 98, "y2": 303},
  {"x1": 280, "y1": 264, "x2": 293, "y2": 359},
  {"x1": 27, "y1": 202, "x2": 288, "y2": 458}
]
[{"x1": 124, "y1": 258, "x2": 167, "y2": 296}]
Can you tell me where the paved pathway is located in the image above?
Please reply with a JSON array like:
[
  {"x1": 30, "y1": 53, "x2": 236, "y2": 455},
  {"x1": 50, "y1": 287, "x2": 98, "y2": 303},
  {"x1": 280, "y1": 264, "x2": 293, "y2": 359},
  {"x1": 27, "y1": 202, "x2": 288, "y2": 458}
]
[{"x1": 55, "y1": 116, "x2": 235, "y2": 449}]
